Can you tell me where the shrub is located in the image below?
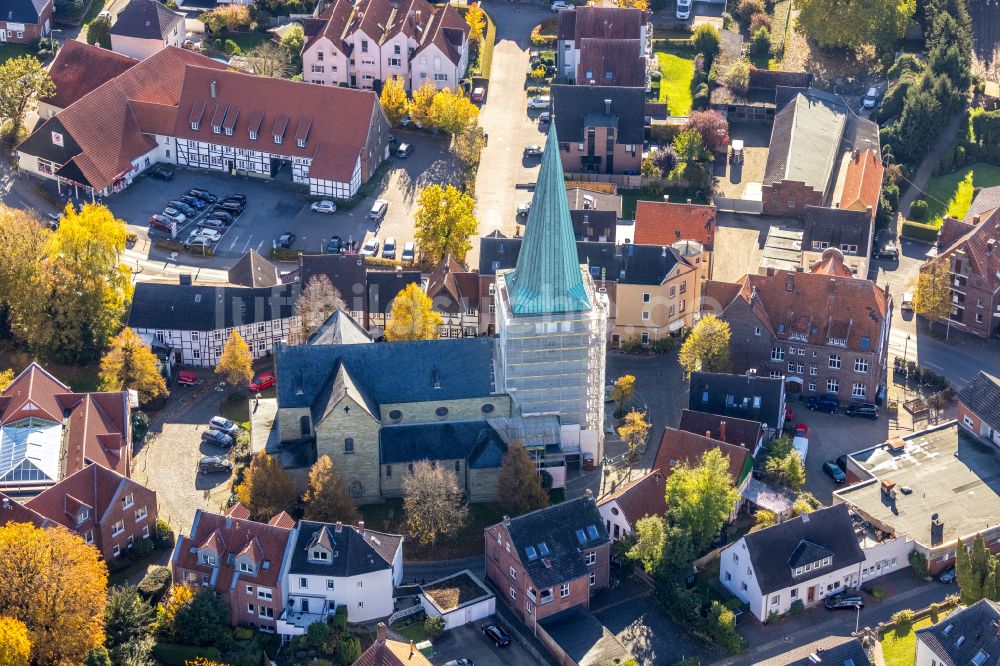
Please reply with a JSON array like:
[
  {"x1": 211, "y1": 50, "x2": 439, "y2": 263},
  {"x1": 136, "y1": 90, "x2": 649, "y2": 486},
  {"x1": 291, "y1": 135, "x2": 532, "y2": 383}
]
[
  {"x1": 154, "y1": 519, "x2": 175, "y2": 548},
  {"x1": 721, "y1": 11, "x2": 735, "y2": 30},
  {"x1": 335, "y1": 634, "x2": 361, "y2": 664},
  {"x1": 872, "y1": 585, "x2": 886, "y2": 601},
  {"x1": 892, "y1": 609, "x2": 914, "y2": 629},
  {"x1": 650, "y1": 124, "x2": 681, "y2": 144},
  {"x1": 131, "y1": 410, "x2": 150, "y2": 443},
  {"x1": 887, "y1": 53, "x2": 923, "y2": 80},
  {"x1": 909, "y1": 199, "x2": 929, "y2": 220},
  {"x1": 691, "y1": 24, "x2": 721, "y2": 64},
  {"x1": 723, "y1": 59, "x2": 751, "y2": 93},
  {"x1": 651, "y1": 70, "x2": 662, "y2": 82},
  {"x1": 620, "y1": 337, "x2": 643, "y2": 353},
  {"x1": 693, "y1": 83, "x2": 710, "y2": 110},
  {"x1": 424, "y1": 615, "x2": 445, "y2": 639},
  {"x1": 901, "y1": 219, "x2": 940, "y2": 242},
  {"x1": 331, "y1": 605, "x2": 348, "y2": 632},
  {"x1": 786, "y1": 599, "x2": 805, "y2": 616},
  {"x1": 223, "y1": 39, "x2": 242, "y2": 56},
  {"x1": 129, "y1": 536, "x2": 154, "y2": 560},
  {"x1": 234, "y1": 626, "x2": 254, "y2": 641},
  {"x1": 929, "y1": 602, "x2": 941, "y2": 622},
  {"x1": 138, "y1": 566, "x2": 173, "y2": 604},
  {"x1": 908, "y1": 550, "x2": 929, "y2": 578},
  {"x1": 883, "y1": 184, "x2": 900, "y2": 210},
  {"x1": 306, "y1": 621, "x2": 330, "y2": 648},
  {"x1": 651, "y1": 337, "x2": 676, "y2": 354},
  {"x1": 750, "y1": 12, "x2": 771, "y2": 33},
  {"x1": 752, "y1": 27, "x2": 771, "y2": 55},
  {"x1": 151, "y1": 644, "x2": 222, "y2": 666},
  {"x1": 736, "y1": 0, "x2": 765, "y2": 22}
]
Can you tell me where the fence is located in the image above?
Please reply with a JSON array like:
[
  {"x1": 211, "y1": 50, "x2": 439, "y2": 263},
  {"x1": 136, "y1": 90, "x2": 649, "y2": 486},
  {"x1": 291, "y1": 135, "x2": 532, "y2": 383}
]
[
  {"x1": 564, "y1": 173, "x2": 690, "y2": 190},
  {"x1": 714, "y1": 196, "x2": 764, "y2": 214},
  {"x1": 387, "y1": 604, "x2": 423, "y2": 625}
]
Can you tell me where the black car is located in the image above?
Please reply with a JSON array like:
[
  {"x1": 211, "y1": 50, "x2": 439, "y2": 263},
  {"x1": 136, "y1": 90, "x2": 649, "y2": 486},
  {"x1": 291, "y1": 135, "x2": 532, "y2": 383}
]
[
  {"x1": 938, "y1": 567, "x2": 957, "y2": 583},
  {"x1": 845, "y1": 403, "x2": 879, "y2": 419},
  {"x1": 223, "y1": 194, "x2": 247, "y2": 207},
  {"x1": 823, "y1": 460, "x2": 846, "y2": 483},
  {"x1": 807, "y1": 394, "x2": 840, "y2": 414},
  {"x1": 273, "y1": 232, "x2": 295, "y2": 249},
  {"x1": 326, "y1": 236, "x2": 342, "y2": 254},
  {"x1": 201, "y1": 429, "x2": 233, "y2": 448},
  {"x1": 208, "y1": 208, "x2": 235, "y2": 224},
  {"x1": 218, "y1": 201, "x2": 244, "y2": 215},
  {"x1": 188, "y1": 189, "x2": 217, "y2": 203},
  {"x1": 198, "y1": 455, "x2": 232, "y2": 474},
  {"x1": 149, "y1": 166, "x2": 174, "y2": 181},
  {"x1": 824, "y1": 594, "x2": 863, "y2": 610},
  {"x1": 168, "y1": 200, "x2": 197, "y2": 217},
  {"x1": 481, "y1": 622, "x2": 510, "y2": 648}
]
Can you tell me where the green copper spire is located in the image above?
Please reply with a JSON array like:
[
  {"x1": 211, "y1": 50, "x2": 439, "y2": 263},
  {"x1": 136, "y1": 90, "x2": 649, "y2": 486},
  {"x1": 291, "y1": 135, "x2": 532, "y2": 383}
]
[{"x1": 505, "y1": 126, "x2": 591, "y2": 315}]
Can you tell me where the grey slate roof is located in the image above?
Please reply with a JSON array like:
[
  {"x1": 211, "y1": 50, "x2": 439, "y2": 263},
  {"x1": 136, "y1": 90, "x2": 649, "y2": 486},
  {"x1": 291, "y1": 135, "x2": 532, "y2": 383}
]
[
  {"x1": 366, "y1": 268, "x2": 422, "y2": 316},
  {"x1": 677, "y1": 409, "x2": 763, "y2": 450},
  {"x1": 275, "y1": 337, "x2": 495, "y2": 419},
  {"x1": 916, "y1": 599, "x2": 1000, "y2": 666},
  {"x1": 689, "y1": 372, "x2": 785, "y2": 429},
  {"x1": 306, "y1": 309, "x2": 373, "y2": 346},
  {"x1": 763, "y1": 91, "x2": 847, "y2": 192},
  {"x1": 958, "y1": 371, "x2": 1000, "y2": 428},
  {"x1": 964, "y1": 186, "x2": 1000, "y2": 223},
  {"x1": 380, "y1": 420, "x2": 506, "y2": 465},
  {"x1": 127, "y1": 283, "x2": 296, "y2": 331},
  {"x1": 110, "y1": 0, "x2": 184, "y2": 40},
  {"x1": 287, "y1": 520, "x2": 401, "y2": 577},
  {"x1": 571, "y1": 209, "x2": 617, "y2": 243},
  {"x1": 1, "y1": 0, "x2": 49, "y2": 24},
  {"x1": 802, "y1": 206, "x2": 872, "y2": 257},
  {"x1": 741, "y1": 504, "x2": 865, "y2": 595},
  {"x1": 551, "y1": 85, "x2": 646, "y2": 144},
  {"x1": 503, "y1": 495, "x2": 609, "y2": 588},
  {"x1": 539, "y1": 607, "x2": 634, "y2": 666},
  {"x1": 767, "y1": 637, "x2": 873, "y2": 666},
  {"x1": 228, "y1": 249, "x2": 281, "y2": 288},
  {"x1": 298, "y1": 254, "x2": 368, "y2": 314},
  {"x1": 567, "y1": 187, "x2": 623, "y2": 217}
]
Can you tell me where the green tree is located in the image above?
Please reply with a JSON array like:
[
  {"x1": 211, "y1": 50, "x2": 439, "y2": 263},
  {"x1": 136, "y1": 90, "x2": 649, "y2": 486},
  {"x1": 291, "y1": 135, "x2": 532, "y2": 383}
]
[
  {"x1": 235, "y1": 451, "x2": 297, "y2": 521},
  {"x1": 956, "y1": 536, "x2": 975, "y2": 603},
  {"x1": 497, "y1": 442, "x2": 549, "y2": 516},
  {"x1": 795, "y1": 0, "x2": 914, "y2": 51},
  {"x1": 281, "y1": 23, "x2": 305, "y2": 57},
  {"x1": 385, "y1": 282, "x2": 443, "y2": 342},
  {"x1": 610, "y1": 375, "x2": 635, "y2": 417},
  {"x1": 104, "y1": 585, "x2": 155, "y2": 666},
  {"x1": 403, "y1": 460, "x2": 468, "y2": 549},
  {"x1": 670, "y1": 128, "x2": 712, "y2": 188},
  {"x1": 215, "y1": 330, "x2": 253, "y2": 389},
  {"x1": 0, "y1": 55, "x2": 54, "y2": 145},
  {"x1": 754, "y1": 509, "x2": 777, "y2": 528},
  {"x1": 450, "y1": 123, "x2": 486, "y2": 177},
  {"x1": 335, "y1": 634, "x2": 361, "y2": 664},
  {"x1": 99, "y1": 327, "x2": 168, "y2": 403},
  {"x1": 664, "y1": 448, "x2": 740, "y2": 553},
  {"x1": 691, "y1": 24, "x2": 720, "y2": 64},
  {"x1": 305, "y1": 621, "x2": 330, "y2": 648},
  {"x1": 0, "y1": 370, "x2": 14, "y2": 391},
  {"x1": 678, "y1": 314, "x2": 731, "y2": 376},
  {"x1": 84, "y1": 647, "x2": 112, "y2": 666},
  {"x1": 86, "y1": 16, "x2": 112, "y2": 49},
  {"x1": 424, "y1": 615, "x2": 445, "y2": 639},
  {"x1": 413, "y1": 184, "x2": 479, "y2": 263},
  {"x1": 380, "y1": 76, "x2": 409, "y2": 127},
  {"x1": 765, "y1": 450, "x2": 806, "y2": 490},
  {"x1": 429, "y1": 88, "x2": 479, "y2": 135},
  {"x1": 627, "y1": 516, "x2": 667, "y2": 574},
  {"x1": 171, "y1": 590, "x2": 229, "y2": 647},
  {"x1": 913, "y1": 259, "x2": 953, "y2": 336},
  {"x1": 302, "y1": 455, "x2": 358, "y2": 524},
  {"x1": 956, "y1": 533, "x2": 994, "y2": 604}
]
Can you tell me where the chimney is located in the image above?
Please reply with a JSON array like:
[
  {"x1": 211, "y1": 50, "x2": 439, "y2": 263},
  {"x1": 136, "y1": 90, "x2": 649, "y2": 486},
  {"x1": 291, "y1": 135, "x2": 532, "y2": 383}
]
[
  {"x1": 931, "y1": 513, "x2": 944, "y2": 546},
  {"x1": 503, "y1": 515, "x2": 511, "y2": 526},
  {"x1": 663, "y1": 195, "x2": 669, "y2": 203},
  {"x1": 766, "y1": 267, "x2": 776, "y2": 277},
  {"x1": 801, "y1": 512, "x2": 810, "y2": 523},
  {"x1": 834, "y1": 202, "x2": 840, "y2": 208},
  {"x1": 705, "y1": 430, "x2": 712, "y2": 438},
  {"x1": 989, "y1": 239, "x2": 997, "y2": 256},
  {"x1": 377, "y1": 622, "x2": 387, "y2": 644},
  {"x1": 179, "y1": 274, "x2": 192, "y2": 285},
  {"x1": 662, "y1": 245, "x2": 667, "y2": 257},
  {"x1": 853, "y1": 149, "x2": 860, "y2": 160},
  {"x1": 974, "y1": 215, "x2": 982, "y2": 225},
  {"x1": 686, "y1": 198, "x2": 692, "y2": 207},
  {"x1": 719, "y1": 420, "x2": 727, "y2": 442},
  {"x1": 1, "y1": 498, "x2": 8, "y2": 510},
  {"x1": 335, "y1": 521, "x2": 342, "y2": 532},
  {"x1": 358, "y1": 520, "x2": 365, "y2": 535},
  {"x1": 225, "y1": 516, "x2": 232, "y2": 529},
  {"x1": 785, "y1": 274, "x2": 794, "y2": 292},
  {"x1": 210, "y1": 80, "x2": 217, "y2": 98},
  {"x1": 865, "y1": 205, "x2": 873, "y2": 217},
  {"x1": 604, "y1": 98, "x2": 612, "y2": 114},
  {"x1": 584, "y1": 488, "x2": 593, "y2": 500}
]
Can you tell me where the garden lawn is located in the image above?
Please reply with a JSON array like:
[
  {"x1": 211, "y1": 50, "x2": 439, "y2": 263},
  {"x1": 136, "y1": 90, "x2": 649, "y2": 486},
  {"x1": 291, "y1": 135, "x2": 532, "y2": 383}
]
[
  {"x1": 392, "y1": 620, "x2": 431, "y2": 644},
  {"x1": 656, "y1": 51, "x2": 694, "y2": 116},
  {"x1": 880, "y1": 617, "x2": 933, "y2": 666},
  {"x1": 359, "y1": 498, "x2": 504, "y2": 560},
  {"x1": 921, "y1": 162, "x2": 1000, "y2": 227},
  {"x1": 0, "y1": 44, "x2": 35, "y2": 64},
  {"x1": 227, "y1": 32, "x2": 273, "y2": 53}
]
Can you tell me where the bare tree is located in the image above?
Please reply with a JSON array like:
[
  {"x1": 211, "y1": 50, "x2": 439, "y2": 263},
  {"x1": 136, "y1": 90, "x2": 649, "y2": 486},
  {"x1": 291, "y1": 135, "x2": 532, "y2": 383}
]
[
  {"x1": 294, "y1": 275, "x2": 345, "y2": 344},
  {"x1": 247, "y1": 41, "x2": 293, "y2": 79}
]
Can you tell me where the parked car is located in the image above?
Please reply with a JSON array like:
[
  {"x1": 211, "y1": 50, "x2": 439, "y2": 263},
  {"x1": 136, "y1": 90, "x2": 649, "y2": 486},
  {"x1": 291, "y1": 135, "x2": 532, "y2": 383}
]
[
  {"x1": 807, "y1": 394, "x2": 839, "y2": 414},
  {"x1": 326, "y1": 236, "x2": 342, "y2": 254},
  {"x1": 208, "y1": 208, "x2": 234, "y2": 224},
  {"x1": 538, "y1": 111, "x2": 552, "y2": 123},
  {"x1": 528, "y1": 96, "x2": 551, "y2": 110},
  {"x1": 481, "y1": 622, "x2": 511, "y2": 647},
  {"x1": 97, "y1": 10, "x2": 111, "y2": 19},
  {"x1": 676, "y1": 0, "x2": 692, "y2": 18},
  {"x1": 176, "y1": 370, "x2": 200, "y2": 385},
  {"x1": 218, "y1": 201, "x2": 244, "y2": 215},
  {"x1": 188, "y1": 228, "x2": 221, "y2": 243},
  {"x1": 551, "y1": 1, "x2": 574, "y2": 11},
  {"x1": 401, "y1": 242, "x2": 415, "y2": 263},
  {"x1": 792, "y1": 434, "x2": 809, "y2": 462},
  {"x1": 161, "y1": 209, "x2": 187, "y2": 225},
  {"x1": 370, "y1": 199, "x2": 389, "y2": 221},
  {"x1": 201, "y1": 429, "x2": 234, "y2": 448},
  {"x1": 794, "y1": 423, "x2": 808, "y2": 438},
  {"x1": 382, "y1": 236, "x2": 397, "y2": 259},
  {"x1": 517, "y1": 203, "x2": 531, "y2": 216},
  {"x1": 168, "y1": 200, "x2": 197, "y2": 217},
  {"x1": 361, "y1": 238, "x2": 381, "y2": 257},
  {"x1": 209, "y1": 416, "x2": 240, "y2": 436},
  {"x1": 185, "y1": 236, "x2": 212, "y2": 250},
  {"x1": 198, "y1": 455, "x2": 232, "y2": 474},
  {"x1": 149, "y1": 214, "x2": 174, "y2": 232},
  {"x1": 198, "y1": 218, "x2": 225, "y2": 231},
  {"x1": 189, "y1": 189, "x2": 216, "y2": 203},
  {"x1": 471, "y1": 87, "x2": 485, "y2": 103},
  {"x1": 443, "y1": 661, "x2": 473, "y2": 666},
  {"x1": 180, "y1": 195, "x2": 206, "y2": 210},
  {"x1": 900, "y1": 291, "x2": 914, "y2": 312},
  {"x1": 250, "y1": 372, "x2": 276, "y2": 392},
  {"x1": 523, "y1": 145, "x2": 543, "y2": 157},
  {"x1": 825, "y1": 594, "x2": 863, "y2": 610},
  {"x1": 273, "y1": 232, "x2": 295, "y2": 249},
  {"x1": 311, "y1": 200, "x2": 338, "y2": 214},
  {"x1": 396, "y1": 143, "x2": 414, "y2": 158},
  {"x1": 938, "y1": 567, "x2": 957, "y2": 584},
  {"x1": 872, "y1": 242, "x2": 898, "y2": 260},
  {"x1": 148, "y1": 166, "x2": 174, "y2": 181},
  {"x1": 223, "y1": 194, "x2": 247, "y2": 206},
  {"x1": 863, "y1": 87, "x2": 879, "y2": 109},
  {"x1": 823, "y1": 460, "x2": 846, "y2": 483},
  {"x1": 845, "y1": 403, "x2": 879, "y2": 419}
]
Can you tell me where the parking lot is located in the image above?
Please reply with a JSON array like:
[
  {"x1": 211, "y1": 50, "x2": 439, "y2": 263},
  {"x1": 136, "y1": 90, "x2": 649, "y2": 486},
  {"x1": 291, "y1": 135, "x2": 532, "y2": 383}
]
[
  {"x1": 428, "y1": 622, "x2": 538, "y2": 666},
  {"x1": 108, "y1": 132, "x2": 458, "y2": 270}
]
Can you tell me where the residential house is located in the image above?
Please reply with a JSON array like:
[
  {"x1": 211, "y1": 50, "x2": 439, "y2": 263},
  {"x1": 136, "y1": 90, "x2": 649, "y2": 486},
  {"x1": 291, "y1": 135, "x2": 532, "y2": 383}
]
[
  {"x1": 17, "y1": 48, "x2": 391, "y2": 199},
  {"x1": 556, "y1": 7, "x2": 650, "y2": 83},
  {"x1": 567, "y1": 186, "x2": 622, "y2": 217},
  {"x1": 688, "y1": 371, "x2": 788, "y2": 436},
  {"x1": 759, "y1": 636, "x2": 874, "y2": 666},
  {"x1": 836, "y1": 149, "x2": 883, "y2": 224},
  {"x1": 0, "y1": 363, "x2": 133, "y2": 493},
  {"x1": 365, "y1": 267, "x2": 423, "y2": 335},
  {"x1": 915, "y1": 599, "x2": 1000, "y2": 666},
  {"x1": 37, "y1": 41, "x2": 137, "y2": 119},
  {"x1": 700, "y1": 267, "x2": 891, "y2": 402},
  {"x1": 677, "y1": 409, "x2": 765, "y2": 456},
  {"x1": 297, "y1": 253, "x2": 369, "y2": 322},
  {"x1": 426, "y1": 255, "x2": 480, "y2": 338},
  {"x1": 228, "y1": 249, "x2": 283, "y2": 288},
  {"x1": 719, "y1": 505, "x2": 867, "y2": 622},
  {"x1": 709, "y1": 68, "x2": 813, "y2": 123},
  {"x1": 484, "y1": 494, "x2": 611, "y2": 625},
  {"x1": 634, "y1": 198, "x2": 717, "y2": 248},
  {"x1": 277, "y1": 520, "x2": 402, "y2": 634},
  {"x1": 800, "y1": 206, "x2": 873, "y2": 278},
  {"x1": 551, "y1": 85, "x2": 645, "y2": 175},
  {"x1": 110, "y1": 0, "x2": 184, "y2": 60},
  {"x1": 0, "y1": 463, "x2": 157, "y2": 561},
  {"x1": 0, "y1": 0, "x2": 51, "y2": 44},
  {"x1": 762, "y1": 91, "x2": 879, "y2": 218},
  {"x1": 568, "y1": 186, "x2": 620, "y2": 243},
  {"x1": 356, "y1": 623, "x2": 432, "y2": 666},
  {"x1": 301, "y1": 0, "x2": 470, "y2": 92},
  {"x1": 922, "y1": 198, "x2": 1000, "y2": 338},
  {"x1": 597, "y1": 469, "x2": 667, "y2": 540},
  {"x1": 652, "y1": 427, "x2": 754, "y2": 517},
  {"x1": 957, "y1": 371, "x2": 1000, "y2": 451},
  {"x1": 172, "y1": 508, "x2": 294, "y2": 632},
  {"x1": 126, "y1": 278, "x2": 297, "y2": 367}
]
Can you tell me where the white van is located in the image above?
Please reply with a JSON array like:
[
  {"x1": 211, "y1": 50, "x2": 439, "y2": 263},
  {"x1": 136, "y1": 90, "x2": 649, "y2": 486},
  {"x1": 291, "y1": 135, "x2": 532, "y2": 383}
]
[{"x1": 792, "y1": 436, "x2": 809, "y2": 462}]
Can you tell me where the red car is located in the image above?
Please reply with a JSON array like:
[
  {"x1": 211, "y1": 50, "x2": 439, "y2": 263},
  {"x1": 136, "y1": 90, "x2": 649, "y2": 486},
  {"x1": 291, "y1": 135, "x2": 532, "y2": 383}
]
[
  {"x1": 250, "y1": 372, "x2": 275, "y2": 392},
  {"x1": 176, "y1": 370, "x2": 200, "y2": 385},
  {"x1": 785, "y1": 404, "x2": 794, "y2": 422},
  {"x1": 795, "y1": 422, "x2": 809, "y2": 438},
  {"x1": 149, "y1": 214, "x2": 174, "y2": 232}
]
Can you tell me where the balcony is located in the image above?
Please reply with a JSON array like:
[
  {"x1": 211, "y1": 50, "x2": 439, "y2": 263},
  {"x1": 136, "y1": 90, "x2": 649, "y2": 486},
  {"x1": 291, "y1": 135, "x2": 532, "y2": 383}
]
[{"x1": 277, "y1": 608, "x2": 329, "y2": 635}]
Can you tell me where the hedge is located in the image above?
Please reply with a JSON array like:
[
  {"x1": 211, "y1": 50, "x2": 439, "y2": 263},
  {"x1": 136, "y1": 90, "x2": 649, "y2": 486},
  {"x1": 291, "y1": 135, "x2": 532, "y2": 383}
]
[
  {"x1": 480, "y1": 10, "x2": 497, "y2": 79},
  {"x1": 151, "y1": 644, "x2": 222, "y2": 665},
  {"x1": 137, "y1": 565, "x2": 172, "y2": 605},
  {"x1": 901, "y1": 219, "x2": 941, "y2": 242}
]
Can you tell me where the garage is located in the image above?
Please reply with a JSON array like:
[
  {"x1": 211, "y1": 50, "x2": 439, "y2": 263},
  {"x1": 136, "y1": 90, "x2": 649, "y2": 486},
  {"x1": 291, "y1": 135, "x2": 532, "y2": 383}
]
[{"x1": 420, "y1": 570, "x2": 495, "y2": 631}]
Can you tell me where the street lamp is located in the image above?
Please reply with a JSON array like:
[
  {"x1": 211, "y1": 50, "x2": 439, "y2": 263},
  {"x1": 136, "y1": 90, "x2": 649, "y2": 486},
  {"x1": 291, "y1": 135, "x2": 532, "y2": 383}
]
[{"x1": 904, "y1": 334, "x2": 911, "y2": 362}]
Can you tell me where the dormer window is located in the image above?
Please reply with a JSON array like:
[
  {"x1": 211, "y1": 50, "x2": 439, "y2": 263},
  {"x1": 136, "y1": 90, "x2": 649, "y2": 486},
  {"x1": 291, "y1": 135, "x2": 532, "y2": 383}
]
[
  {"x1": 311, "y1": 549, "x2": 329, "y2": 561},
  {"x1": 202, "y1": 553, "x2": 217, "y2": 566},
  {"x1": 250, "y1": 130, "x2": 258, "y2": 140},
  {"x1": 225, "y1": 127, "x2": 233, "y2": 136},
  {"x1": 274, "y1": 134, "x2": 283, "y2": 145},
  {"x1": 297, "y1": 138, "x2": 306, "y2": 148},
  {"x1": 212, "y1": 124, "x2": 221, "y2": 134},
  {"x1": 239, "y1": 560, "x2": 255, "y2": 574}
]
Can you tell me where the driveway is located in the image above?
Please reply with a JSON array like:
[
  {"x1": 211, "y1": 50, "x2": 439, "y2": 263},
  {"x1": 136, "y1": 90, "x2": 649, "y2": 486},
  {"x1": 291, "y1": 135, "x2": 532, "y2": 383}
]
[
  {"x1": 429, "y1": 621, "x2": 540, "y2": 666},
  {"x1": 712, "y1": 213, "x2": 774, "y2": 282}
]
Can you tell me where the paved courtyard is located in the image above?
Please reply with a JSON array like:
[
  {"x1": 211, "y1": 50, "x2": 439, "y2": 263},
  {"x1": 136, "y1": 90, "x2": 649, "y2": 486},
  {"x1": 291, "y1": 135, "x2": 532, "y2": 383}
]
[
  {"x1": 715, "y1": 122, "x2": 771, "y2": 200},
  {"x1": 428, "y1": 621, "x2": 540, "y2": 666}
]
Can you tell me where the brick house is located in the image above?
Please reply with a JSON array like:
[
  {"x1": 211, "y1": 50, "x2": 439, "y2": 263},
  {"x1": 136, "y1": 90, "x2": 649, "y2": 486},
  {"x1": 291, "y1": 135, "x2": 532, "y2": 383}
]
[
  {"x1": 555, "y1": 6, "x2": 650, "y2": 83},
  {"x1": 800, "y1": 206, "x2": 873, "y2": 278},
  {"x1": 956, "y1": 371, "x2": 1000, "y2": 451},
  {"x1": 0, "y1": 0, "x2": 51, "y2": 44},
  {"x1": 0, "y1": 463, "x2": 157, "y2": 561},
  {"x1": 172, "y1": 507, "x2": 294, "y2": 632},
  {"x1": 837, "y1": 149, "x2": 883, "y2": 224},
  {"x1": 597, "y1": 469, "x2": 667, "y2": 541},
  {"x1": 484, "y1": 494, "x2": 611, "y2": 625},
  {"x1": 923, "y1": 196, "x2": 1000, "y2": 338},
  {"x1": 551, "y1": 85, "x2": 645, "y2": 175},
  {"x1": 701, "y1": 268, "x2": 891, "y2": 402}
]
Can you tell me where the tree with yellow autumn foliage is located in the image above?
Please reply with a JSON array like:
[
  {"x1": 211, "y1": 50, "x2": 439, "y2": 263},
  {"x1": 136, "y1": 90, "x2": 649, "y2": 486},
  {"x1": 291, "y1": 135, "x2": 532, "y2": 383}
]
[
  {"x1": 0, "y1": 616, "x2": 30, "y2": 666},
  {"x1": 99, "y1": 327, "x2": 168, "y2": 402},
  {"x1": 0, "y1": 522, "x2": 108, "y2": 664},
  {"x1": 0, "y1": 370, "x2": 13, "y2": 391},
  {"x1": 236, "y1": 451, "x2": 297, "y2": 521},
  {"x1": 465, "y1": 3, "x2": 486, "y2": 43},
  {"x1": 408, "y1": 81, "x2": 437, "y2": 128},
  {"x1": 215, "y1": 330, "x2": 253, "y2": 390},
  {"x1": 385, "y1": 283, "x2": 442, "y2": 342},
  {"x1": 380, "y1": 76, "x2": 409, "y2": 126},
  {"x1": 429, "y1": 88, "x2": 479, "y2": 136},
  {"x1": 413, "y1": 184, "x2": 478, "y2": 263}
]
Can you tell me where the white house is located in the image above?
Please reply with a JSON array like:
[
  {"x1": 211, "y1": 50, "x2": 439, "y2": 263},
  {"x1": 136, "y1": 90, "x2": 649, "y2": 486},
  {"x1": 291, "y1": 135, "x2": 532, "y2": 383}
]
[
  {"x1": 301, "y1": 0, "x2": 470, "y2": 92},
  {"x1": 126, "y1": 280, "x2": 298, "y2": 367},
  {"x1": 110, "y1": 0, "x2": 184, "y2": 61},
  {"x1": 596, "y1": 470, "x2": 666, "y2": 542},
  {"x1": 915, "y1": 599, "x2": 1000, "y2": 666},
  {"x1": 276, "y1": 521, "x2": 403, "y2": 636}
]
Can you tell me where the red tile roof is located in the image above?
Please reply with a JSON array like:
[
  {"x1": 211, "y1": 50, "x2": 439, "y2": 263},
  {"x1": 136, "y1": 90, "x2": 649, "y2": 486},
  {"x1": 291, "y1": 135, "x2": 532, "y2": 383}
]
[
  {"x1": 558, "y1": 6, "x2": 646, "y2": 41},
  {"x1": 598, "y1": 469, "x2": 667, "y2": 527},
  {"x1": 224, "y1": 503, "x2": 251, "y2": 520},
  {"x1": 634, "y1": 200, "x2": 716, "y2": 247},
  {"x1": 677, "y1": 409, "x2": 763, "y2": 450},
  {"x1": 268, "y1": 511, "x2": 295, "y2": 528},
  {"x1": 426, "y1": 255, "x2": 479, "y2": 313},
  {"x1": 0, "y1": 492, "x2": 48, "y2": 528},
  {"x1": 24, "y1": 463, "x2": 144, "y2": 531},
  {"x1": 808, "y1": 248, "x2": 854, "y2": 278},
  {"x1": 934, "y1": 208, "x2": 1000, "y2": 293},
  {"x1": 652, "y1": 427, "x2": 752, "y2": 486},
  {"x1": 42, "y1": 40, "x2": 137, "y2": 110},
  {"x1": 0, "y1": 362, "x2": 68, "y2": 425},
  {"x1": 576, "y1": 38, "x2": 646, "y2": 88},
  {"x1": 838, "y1": 149, "x2": 883, "y2": 216}
]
